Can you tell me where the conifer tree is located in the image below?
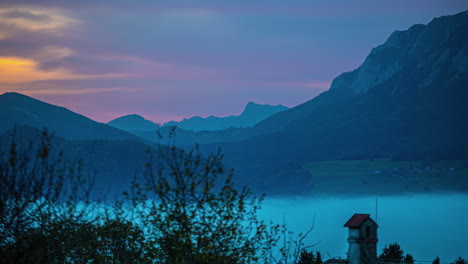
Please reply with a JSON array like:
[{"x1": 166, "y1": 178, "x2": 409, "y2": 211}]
[
  {"x1": 296, "y1": 249, "x2": 315, "y2": 264},
  {"x1": 316, "y1": 251, "x2": 323, "y2": 264}
]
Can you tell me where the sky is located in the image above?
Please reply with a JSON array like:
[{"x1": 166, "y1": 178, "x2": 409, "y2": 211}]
[{"x1": 0, "y1": 1, "x2": 467, "y2": 123}]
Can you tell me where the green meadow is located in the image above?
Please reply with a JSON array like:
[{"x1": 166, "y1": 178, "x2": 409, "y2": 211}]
[{"x1": 303, "y1": 159, "x2": 468, "y2": 195}]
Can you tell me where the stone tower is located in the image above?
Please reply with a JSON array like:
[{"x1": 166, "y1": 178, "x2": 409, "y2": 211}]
[{"x1": 344, "y1": 214, "x2": 378, "y2": 264}]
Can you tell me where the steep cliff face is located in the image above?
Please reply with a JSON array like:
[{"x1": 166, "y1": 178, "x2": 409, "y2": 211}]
[
  {"x1": 330, "y1": 11, "x2": 468, "y2": 94},
  {"x1": 252, "y1": 11, "x2": 468, "y2": 141}
]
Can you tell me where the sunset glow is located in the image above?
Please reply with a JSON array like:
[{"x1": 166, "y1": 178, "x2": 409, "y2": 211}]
[
  {"x1": 0, "y1": 57, "x2": 64, "y2": 83},
  {"x1": 0, "y1": 1, "x2": 467, "y2": 123},
  {"x1": 0, "y1": 56, "x2": 126, "y2": 86}
]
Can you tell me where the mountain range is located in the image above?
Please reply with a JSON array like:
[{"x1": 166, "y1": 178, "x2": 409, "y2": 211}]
[
  {"x1": 104, "y1": 102, "x2": 289, "y2": 146},
  {"x1": 1, "y1": 10, "x2": 467, "y2": 195},
  {"x1": 106, "y1": 102, "x2": 288, "y2": 135},
  {"x1": 163, "y1": 102, "x2": 289, "y2": 131}
]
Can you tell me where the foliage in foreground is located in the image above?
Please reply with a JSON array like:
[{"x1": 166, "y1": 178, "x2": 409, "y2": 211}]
[
  {"x1": 125, "y1": 129, "x2": 316, "y2": 263},
  {"x1": 2, "y1": 219, "x2": 153, "y2": 264},
  {"x1": 0, "y1": 128, "x2": 313, "y2": 263}
]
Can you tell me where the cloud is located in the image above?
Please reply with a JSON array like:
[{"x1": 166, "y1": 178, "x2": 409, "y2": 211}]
[
  {"x1": 16, "y1": 87, "x2": 136, "y2": 95},
  {"x1": 2, "y1": 9, "x2": 51, "y2": 22},
  {"x1": 299, "y1": 81, "x2": 332, "y2": 89},
  {"x1": 0, "y1": 6, "x2": 79, "y2": 32},
  {"x1": 0, "y1": 57, "x2": 63, "y2": 83},
  {"x1": 0, "y1": 56, "x2": 125, "y2": 83}
]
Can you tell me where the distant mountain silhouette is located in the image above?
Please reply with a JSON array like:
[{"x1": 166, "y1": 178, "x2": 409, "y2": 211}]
[
  {"x1": 0, "y1": 92, "x2": 141, "y2": 141},
  {"x1": 163, "y1": 102, "x2": 288, "y2": 131},
  {"x1": 108, "y1": 114, "x2": 159, "y2": 132}
]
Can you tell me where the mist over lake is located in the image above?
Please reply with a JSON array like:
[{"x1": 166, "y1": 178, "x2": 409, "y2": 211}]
[
  {"x1": 39, "y1": 193, "x2": 468, "y2": 262},
  {"x1": 259, "y1": 194, "x2": 468, "y2": 262}
]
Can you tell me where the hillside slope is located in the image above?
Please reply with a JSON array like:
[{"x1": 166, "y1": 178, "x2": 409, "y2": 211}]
[
  {"x1": 108, "y1": 114, "x2": 159, "y2": 132},
  {"x1": 0, "y1": 92, "x2": 142, "y2": 141}
]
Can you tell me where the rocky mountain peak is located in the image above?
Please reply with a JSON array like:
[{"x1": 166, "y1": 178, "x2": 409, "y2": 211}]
[{"x1": 330, "y1": 10, "x2": 468, "y2": 94}]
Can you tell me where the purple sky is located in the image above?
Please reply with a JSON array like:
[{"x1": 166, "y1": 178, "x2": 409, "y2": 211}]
[{"x1": 0, "y1": 1, "x2": 467, "y2": 123}]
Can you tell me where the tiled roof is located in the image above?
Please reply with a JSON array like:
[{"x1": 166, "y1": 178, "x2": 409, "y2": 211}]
[{"x1": 343, "y1": 213, "x2": 370, "y2": 227}]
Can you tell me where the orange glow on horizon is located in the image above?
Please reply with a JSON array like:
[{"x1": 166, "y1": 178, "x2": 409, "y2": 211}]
[
  {"x1": 0, "y1": 56, "x2": 126, "y2": 84},
  {"x1": 0, "y1": 56, "x2": 77, "y2": 83}
]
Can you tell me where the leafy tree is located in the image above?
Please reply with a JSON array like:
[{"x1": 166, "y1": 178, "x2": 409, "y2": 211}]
[
  {"x1": 127, "y1": 129, "x2": 316, "y2": 264},
  {"x1": 433, "y1": 256, "x2": 441, "y2": 264},
  {"x1": 129, "y1": 138, "x2": 282, "y2": 264},
  {"x1": 452, "y1": 257, "x2": 468, "y2": 264},
  {"x1": 0, "y1": 128, "x2": 78, "y2": 263},
  {"x1": 379, "y1": 242, "x2": 404, "y2": 262},
  {"x1": 0, "y1": 128, "x2": 153, "y2": 263}
]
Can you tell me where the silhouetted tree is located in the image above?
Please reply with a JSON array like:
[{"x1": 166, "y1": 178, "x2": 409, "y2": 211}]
[
  {"x1": 433, "y1": 256, "x2": 441, "y2": 264},
  {"x1": 316, "y1": 251, "x2": 323, "y2": 264},
  {"x1": 129, "y1": 132, "x2": 279, "y2": 263},
  {"x1": 0, "y1": 128, "x2": 153, "y2": 263},
  {"x1": 1, "y1": 127, "x2": 316, "y2": 263},
  {"x1": 296, "y1": 249, "x2": 315, "y2": 264},
  {"x1": 2, "y1": 219, "x2": 153, "y2": 264},
  {"x1": 128, "y1": 128, "x2": 315, "y2": 264},
  {"x1": 379, "y1": 243, "x2": 404, "y2": 262},
  {"x1": 452, "y1": 257, "x2": 468, "y2": 264},
  {"x1": 0, "y1": 129, "x2": 80, "y2": 263},
  {"x1": 404, "y1": 254, "x2": 414, "y2": 264}
]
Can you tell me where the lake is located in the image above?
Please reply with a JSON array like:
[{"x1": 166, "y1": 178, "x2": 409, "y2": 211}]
[{"x1": 259, "y1": 194, "x2": 468, "y2": 262}]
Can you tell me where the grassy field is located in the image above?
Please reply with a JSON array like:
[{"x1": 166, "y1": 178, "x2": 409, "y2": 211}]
[{"x1": 302, "y1": 158, "x2": 468, "y2": 195}]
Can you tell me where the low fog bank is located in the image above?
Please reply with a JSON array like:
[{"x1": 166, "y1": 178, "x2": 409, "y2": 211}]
[{"x1": 259, "y1": 194, "x2": 468, "y2": 262}]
